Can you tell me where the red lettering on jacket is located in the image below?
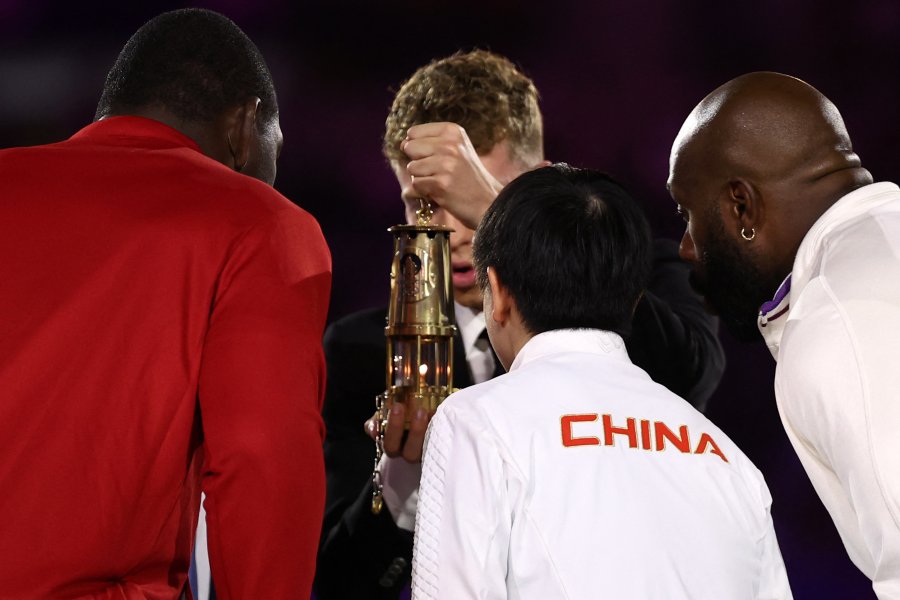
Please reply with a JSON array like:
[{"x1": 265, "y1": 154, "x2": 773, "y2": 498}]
[
  {"x1": 640, "y1": 419, "x2": 652, "y2": 450},
  {"x1": 558, "y1": 413, "x2": 729, "y2": 464},
  {"x1": 561, "y1": 414, "x2": 600, "y2": 447},
  {"x1": 654, "y1": 422, "x2": 691, "y2": 453},
  {"x1": 695, "y1": 432, "x2": 729, "y2": 463},
  {"x1": 602, "y1": 414, "x2": 638, "y2": 448}
]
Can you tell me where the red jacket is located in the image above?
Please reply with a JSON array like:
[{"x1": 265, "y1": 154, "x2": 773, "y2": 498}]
[{"x1": 0, "y1": 116, "x2": 332, "y2": 599}]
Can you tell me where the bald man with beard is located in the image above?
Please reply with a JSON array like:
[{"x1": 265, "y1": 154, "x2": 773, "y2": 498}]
[{"x1": 668, "y1": 71, "x2": 900, "y2": 598}]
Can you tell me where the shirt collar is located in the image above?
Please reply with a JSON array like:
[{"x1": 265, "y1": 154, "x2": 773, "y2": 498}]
[
  {"x1": 758, "y1": 274, "x2": 792, "y2": 360},
  {"x1": 755, "y1": 181, "x2": 900, "y2": 360},
  {"x1": 69, "y1": 116, "x2": 203, "y2": 154},
  {"x1": 454, "y1": 302, "x2": 486, "y2": 355},
  {"x1": 509, "y1": 328, "x2": 629, "y2": 372}
]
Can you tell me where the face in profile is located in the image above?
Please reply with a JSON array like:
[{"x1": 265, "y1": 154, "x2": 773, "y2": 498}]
[
  {"x1": 669, "y1": 163, "x2": 776, "y2": 342},
  {"x1": 684, "y1": 209, "x2": 773, "y2": 341}
]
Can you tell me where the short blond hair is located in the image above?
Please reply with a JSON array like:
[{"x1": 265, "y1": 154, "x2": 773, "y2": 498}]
[{"x1": 384, "y1": 50, "x2": 543, "y2": 167}]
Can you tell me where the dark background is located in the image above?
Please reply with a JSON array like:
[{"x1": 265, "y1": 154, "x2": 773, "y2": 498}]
[{"x1": 3, "y1": 1, "x2": 896, "y2": 597}]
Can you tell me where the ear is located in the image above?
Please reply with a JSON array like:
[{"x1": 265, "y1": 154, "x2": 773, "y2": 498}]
[
  {"x1": 725, "y1": 178, "x2": 763, "y2": 235},
  {"x1": 223, "y1": 97, "x2": 261, "y2": 173},
  {"x1": 487, "y1": 267, "x2": 514, "y2": 326}
]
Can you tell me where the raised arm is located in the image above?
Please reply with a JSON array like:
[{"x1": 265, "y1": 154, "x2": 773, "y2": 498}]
[{"x1": 401, "y1": 122, "x2": 504, "y2": 230}]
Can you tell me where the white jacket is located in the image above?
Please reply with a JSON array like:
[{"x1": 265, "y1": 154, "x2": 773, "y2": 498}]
[
  {"x1": 759, "y1": 182, "x2": 900, "y2": 600},
  {"x1": 413, "y1": 329, "x2": 791, "y2": 599}
]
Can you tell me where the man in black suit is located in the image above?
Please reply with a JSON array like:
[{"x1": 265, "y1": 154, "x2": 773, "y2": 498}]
[{"x1": 314, "y1": 50, "x2": 725, "y2": 599}]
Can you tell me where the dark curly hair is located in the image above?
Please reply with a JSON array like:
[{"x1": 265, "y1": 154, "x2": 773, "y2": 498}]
[{"x1": 384, "y1": 50, "x2": 542, "y2": 166}]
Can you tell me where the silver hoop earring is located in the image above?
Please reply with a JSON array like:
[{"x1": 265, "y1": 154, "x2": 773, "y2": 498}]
[{"x1": 740, "y1": 227, "x2": 756, "y2": 242}]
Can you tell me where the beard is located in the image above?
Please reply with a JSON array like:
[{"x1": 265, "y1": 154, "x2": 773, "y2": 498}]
[{"x1": 690, "y1": 222, "x2": 779, "y2": 342}]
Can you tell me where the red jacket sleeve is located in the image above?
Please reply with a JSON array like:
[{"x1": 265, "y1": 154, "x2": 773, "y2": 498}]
[{"x1": 198, "y1": 206, "x2": 332, "y2": 598}]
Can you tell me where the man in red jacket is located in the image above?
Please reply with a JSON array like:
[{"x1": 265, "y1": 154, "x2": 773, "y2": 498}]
[{"x1": 0, "y1": 9, "x2": 331, "y2": 599}]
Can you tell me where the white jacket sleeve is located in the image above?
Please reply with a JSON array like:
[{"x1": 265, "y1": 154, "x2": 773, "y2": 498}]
[
  {"x1": 756, "y1": 479, "x2": 794, "y2": 600},
  {"x1": 778, "y1": 268, "x2": 900, "y2": 599},
  {"x1": 412, "y1": 404, "x2": 510, "y2": 600}
]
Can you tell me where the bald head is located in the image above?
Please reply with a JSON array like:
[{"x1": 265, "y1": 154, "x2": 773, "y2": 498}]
[
  {"x1": 668, "y1": 72, "x2": 873, "y2": 341},
  {"x1": 672, "y1": 71, "x2": 866, "y2": 192}
]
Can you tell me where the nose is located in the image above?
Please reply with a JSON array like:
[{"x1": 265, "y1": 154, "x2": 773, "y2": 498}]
[{"x1": 679, "y1": 228, "x2": 697, "y2": 263}]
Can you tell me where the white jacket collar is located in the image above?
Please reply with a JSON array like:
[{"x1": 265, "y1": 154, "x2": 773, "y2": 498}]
[
  {"x1": 757, "y1": 181, "x2": 900, "y2": 360},
  {"x1": 509, "y1": 328, "x2": 629, "y2": 372}
]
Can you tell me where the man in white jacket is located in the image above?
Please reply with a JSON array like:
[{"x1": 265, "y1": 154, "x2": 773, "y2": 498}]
[
  {"x1": 668, "y1": 71, "x2": 900, "y2": 600},
  {"x1": 412, "y1": 164, "x2": 792, "y2": 599}
]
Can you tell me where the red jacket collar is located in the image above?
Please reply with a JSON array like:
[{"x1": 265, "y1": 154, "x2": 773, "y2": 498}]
[{"x1": 69, "y1": 116, "x2": 203, "y2": 153}]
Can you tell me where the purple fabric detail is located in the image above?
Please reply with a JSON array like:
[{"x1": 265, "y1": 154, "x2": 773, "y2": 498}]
[
  {"x1": 760, "y1": 274, "x2": 792, "y2": 315},
  {"x1": 760, "y1": 305, "x2": 790, "y2": 328}
]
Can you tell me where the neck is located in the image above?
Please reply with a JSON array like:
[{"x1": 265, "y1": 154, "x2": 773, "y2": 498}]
[
  {"x1": 498, "y1": 315, "x2": 534, "y2": 372},
  {"x1": 804, "y1": 165, "x2": 873, "y2": 227},
  {"x1": 103, "y1": 106, "x2": 227, "y2": 164},
  {"x1": 772, "y1": 166, "x2": 873, "y2": 282}
]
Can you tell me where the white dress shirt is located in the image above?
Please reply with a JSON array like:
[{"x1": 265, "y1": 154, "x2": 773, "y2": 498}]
[
  {"x1": 759, "y1": 182, "x2": 900, "y2": 599},
  {"x1": 413, "y1": 329, "x2": 792, "y2": 600}
]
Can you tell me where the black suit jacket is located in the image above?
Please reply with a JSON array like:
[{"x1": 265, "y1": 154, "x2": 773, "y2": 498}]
[{"x1": 313, "y1": 239, "x2": 724, "y2": 599}]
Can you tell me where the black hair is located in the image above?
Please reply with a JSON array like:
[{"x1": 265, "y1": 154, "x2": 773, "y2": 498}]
[
  {"x1": 95, "y1": 8, "x2": 277, "y2": 127},
  {"x1": 473, "y1": 164, "x2": 652, "y2": 336}
]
